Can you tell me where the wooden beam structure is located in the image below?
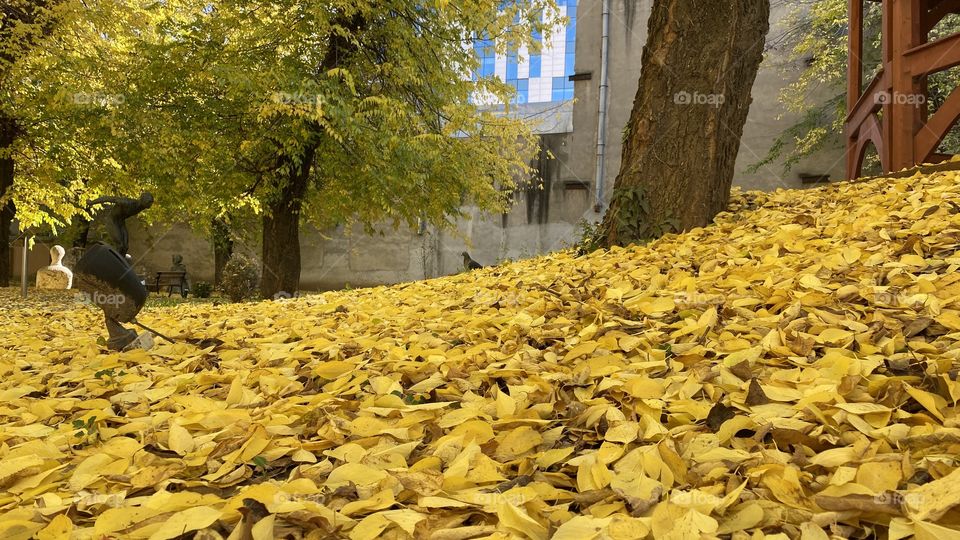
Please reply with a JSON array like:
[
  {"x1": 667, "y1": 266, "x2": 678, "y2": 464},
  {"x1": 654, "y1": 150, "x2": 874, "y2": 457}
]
[{"x1": 845, "y1": 0, "x2": 960, "y2": 179}]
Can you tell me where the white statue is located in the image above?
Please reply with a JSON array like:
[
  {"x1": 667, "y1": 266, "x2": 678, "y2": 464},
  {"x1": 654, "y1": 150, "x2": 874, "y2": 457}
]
[{"x1": 36, "y1": 245, "x2": 74, "y2": 289}]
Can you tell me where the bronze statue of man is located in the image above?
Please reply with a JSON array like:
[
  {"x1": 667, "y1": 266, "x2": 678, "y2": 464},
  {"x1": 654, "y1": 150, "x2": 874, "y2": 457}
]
[{"x1": 88, "y1": 192, "x2": 154, "y2": 256}]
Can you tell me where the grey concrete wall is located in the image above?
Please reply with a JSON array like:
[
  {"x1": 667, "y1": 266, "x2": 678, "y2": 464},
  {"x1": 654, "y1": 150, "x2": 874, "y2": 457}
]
[
  {"x1": 573, "y1": 0, "x2": 846, "y2": 202},
  {"x1": 125, "y1": 221, "x2": 217, "y2": 287},
  {"x1": 18, "y1": 2, "x2": 845, "y2": 291}
]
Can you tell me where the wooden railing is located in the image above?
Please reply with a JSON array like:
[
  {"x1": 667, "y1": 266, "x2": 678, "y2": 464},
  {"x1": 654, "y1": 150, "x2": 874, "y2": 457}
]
[{"x1": 845, "y1": 0, "x2": 960, "y2": 178}]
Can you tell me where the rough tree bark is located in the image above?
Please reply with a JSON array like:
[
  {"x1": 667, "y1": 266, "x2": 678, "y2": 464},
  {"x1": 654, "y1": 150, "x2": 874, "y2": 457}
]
[
  {"x1": 260, "y1": 149, "x2": 313, "y2": 298},
  {"x1": 599, "y1": 0, "x2": 770, "y2": 247},
  {"x1": 0, "y1": 114, "x2": 15, "y2": 287},
  {"x1": 212, "y1": 216, "x2": 233, "y2": 287},
  {"x1": 258, "y1": 13, "x2": 364, "y2": 299}
]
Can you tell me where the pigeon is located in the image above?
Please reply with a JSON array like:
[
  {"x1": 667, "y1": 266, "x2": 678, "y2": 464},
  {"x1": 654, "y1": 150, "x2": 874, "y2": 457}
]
[{"x1": 462, "y1": 251, "x2": 483, "y2": 271}]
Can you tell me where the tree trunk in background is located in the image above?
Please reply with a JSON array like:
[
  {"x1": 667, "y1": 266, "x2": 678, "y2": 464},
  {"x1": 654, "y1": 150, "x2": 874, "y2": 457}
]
[
  {"x1": 212, "y1": 216, "x2": 233, "y2": 287},
  {"x1": 75, "y1": 217, "x2": 90, "y2": 248},
  {"x1": 599, "y1": 0, "x2": 770, "y2": 247},
  {"x1": 1, "y1": 1, "x2": 66, "y2": 285},
  {"x1": 260, "y1": 148, "x2": 314, "y2": 299},
  {"x1": 258, "y1": 12, "x2": 363, "y2": 298},
  {"x1": 0, "y1": 114, "x2": 17, "y2": 287}
]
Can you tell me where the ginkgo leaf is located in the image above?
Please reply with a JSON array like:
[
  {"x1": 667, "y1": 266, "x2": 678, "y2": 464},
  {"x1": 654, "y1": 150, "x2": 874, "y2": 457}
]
[
  {"x1": 4, "y1": 169, "x2": 960, "y2": 540},
  {"x1": 147, "y1": 506, "x2": 222, "y2": 540},
  {"x1": 168, "y1": 422, "x2": 194, "y2": 456}
]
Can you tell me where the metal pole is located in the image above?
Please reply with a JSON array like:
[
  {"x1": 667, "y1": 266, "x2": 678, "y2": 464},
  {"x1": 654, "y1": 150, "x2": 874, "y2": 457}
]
[
  {"x1": 593, "y1": 0, "x2": 611, "y2": 213},
  {"x1": 20, "y1": 234, "x2": 28, "y2": 299},
  {"x1": 129, "y1": 318, "x2": 177, "y2": 344}
]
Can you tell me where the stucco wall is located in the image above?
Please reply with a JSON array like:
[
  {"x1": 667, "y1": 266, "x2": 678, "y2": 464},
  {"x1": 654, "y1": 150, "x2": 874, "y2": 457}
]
[{"x1": 573, "y1": 0, "x2": 845, "y2": 202}]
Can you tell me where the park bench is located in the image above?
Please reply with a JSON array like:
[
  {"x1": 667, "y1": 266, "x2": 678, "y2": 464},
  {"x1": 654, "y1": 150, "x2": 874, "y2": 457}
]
[{"x1": 148, "y1": 271, "x2": 188, "y2": 298}]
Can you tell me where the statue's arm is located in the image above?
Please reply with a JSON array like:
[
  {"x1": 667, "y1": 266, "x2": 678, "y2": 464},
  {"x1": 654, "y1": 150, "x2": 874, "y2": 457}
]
[{"x1": 87, "y1": 196, "x2": 119, "y2": 208}]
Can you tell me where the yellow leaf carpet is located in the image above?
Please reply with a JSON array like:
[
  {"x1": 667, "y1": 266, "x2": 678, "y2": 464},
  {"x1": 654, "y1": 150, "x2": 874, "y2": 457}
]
[{"x1": 3, "y1": 170, "x2": 960, "y2": 539}]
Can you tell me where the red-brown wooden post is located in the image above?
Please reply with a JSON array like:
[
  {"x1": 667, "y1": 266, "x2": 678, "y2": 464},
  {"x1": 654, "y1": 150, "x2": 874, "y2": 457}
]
[
  {"x1": 917, "y1": 0, "x2": 930, "y2": 130},
  {"x1": 846, "y1": 0, "x2": 960, "y2": 178},
  {"x1": 848, "y1": 0, "x2": 863, "y2": 115},
  {"x1": 847, "y1": 0, "x2": 864, "y2": 179},
  {"x1": 887, "y1": 0, "x2": 924, "y2": 171}
]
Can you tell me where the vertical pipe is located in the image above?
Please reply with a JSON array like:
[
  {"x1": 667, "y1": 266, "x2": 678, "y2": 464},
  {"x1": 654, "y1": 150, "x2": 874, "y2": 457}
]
[
  {"x1": 20, "y1": 234, "x2": 27, "y2": 299},
  {"x1": 594, "y1": 0, "x2": 611, "y2": 213}
]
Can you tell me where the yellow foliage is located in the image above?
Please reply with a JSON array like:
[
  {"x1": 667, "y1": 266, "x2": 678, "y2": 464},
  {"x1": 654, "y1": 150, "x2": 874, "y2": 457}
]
[{"x1": 4, "y1": 170, "x2": 960, "y2": 537}]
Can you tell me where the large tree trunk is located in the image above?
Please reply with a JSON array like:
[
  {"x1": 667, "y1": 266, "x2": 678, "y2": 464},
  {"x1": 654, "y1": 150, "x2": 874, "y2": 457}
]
[
  {"x1": 0, "y1": 114, "x2": 17, "y2": 287},
  {"x1": 212, "y1": 216, "x2": 233, "y2": 287},
  {"x1": 599, "y1": 0, "x2": 770, "y2": 247},
  {"x1": 260, "y1": 149, "x2": 314, "y2": 299}
]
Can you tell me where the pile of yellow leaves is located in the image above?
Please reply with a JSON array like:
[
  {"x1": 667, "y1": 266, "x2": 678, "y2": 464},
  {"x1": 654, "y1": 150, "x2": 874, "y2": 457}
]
[{"x1": 4, "y1": 170, "x2": 960, "y2": 540}]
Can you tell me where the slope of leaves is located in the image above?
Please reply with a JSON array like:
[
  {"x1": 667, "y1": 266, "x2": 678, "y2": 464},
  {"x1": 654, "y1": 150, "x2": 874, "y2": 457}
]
[{"x1": 4, "y1": 171, "x2": 960, "y2": 539}]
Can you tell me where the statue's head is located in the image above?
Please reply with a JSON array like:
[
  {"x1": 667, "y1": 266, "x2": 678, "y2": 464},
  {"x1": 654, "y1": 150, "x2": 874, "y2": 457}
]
[
  {"x1": 50, "y1": 245, "x2": 65, "y2": 264},
  {"x1": 140, "y1": 192, "x2": 154, "y2": 208},
  {"x1": 172, "y1": 254, "x2": 183, "y2": 264}
]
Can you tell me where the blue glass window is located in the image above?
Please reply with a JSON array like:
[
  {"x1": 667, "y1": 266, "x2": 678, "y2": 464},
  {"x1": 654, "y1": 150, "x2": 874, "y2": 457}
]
[
  {"x1": 514, "y1": 79, "x2": 528, "y2": 104},
  {"x1": 529, "y1": 54, "x2": 541, "y2": 78},
  {"x1": 481, "y1": 58, "x2": 495, "y2": 77},
  {"x1": 471, "y1": 2, "x2": 577, "y2": 104},
  {"x1": 506, "y1": 53, "x2": 518, "y2": 80},
  {"x1": 475, "y1": 35, "x2": 493, "y2": 53}
]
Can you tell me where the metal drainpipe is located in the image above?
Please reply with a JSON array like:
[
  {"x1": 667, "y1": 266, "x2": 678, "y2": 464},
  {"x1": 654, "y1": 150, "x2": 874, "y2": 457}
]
[
  {"x1": 20, "y1": 234, "x2": 28, "y2": 298},
  {"x1": 593, "y1": 0, "x2": 611, "y2": 213}
]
